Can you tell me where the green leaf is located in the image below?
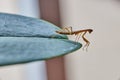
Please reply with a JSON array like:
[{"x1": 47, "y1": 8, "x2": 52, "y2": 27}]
[{"x1": 0, "y1": 13, "x2": 82, "y2": 66}]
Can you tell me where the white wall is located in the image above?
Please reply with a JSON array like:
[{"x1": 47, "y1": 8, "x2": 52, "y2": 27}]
[
  {"x1": 59, "y1": 0, "x2": 120, "y2": 80},
  {"x1": 0, "y1": 1, "x2": 24, "y2": 80},
  {"x1": 0, "y1": 0, "x2": 18, "y2": 13},
  {"x1": 0, "y1": 0, "x2": 47, "y2": 80}
]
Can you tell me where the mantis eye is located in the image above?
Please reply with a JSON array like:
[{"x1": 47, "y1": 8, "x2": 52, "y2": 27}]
[{"x1": 89, "y1": 29, "x2": 93, "y2": 33}]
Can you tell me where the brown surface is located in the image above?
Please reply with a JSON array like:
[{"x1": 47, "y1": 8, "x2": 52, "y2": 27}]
[
  {"x1": 39, "y1": 0, "x2": 61, "y2": 26},
  {"x1": 39, "y1": 0, "x2": 66, "y2": 80}
]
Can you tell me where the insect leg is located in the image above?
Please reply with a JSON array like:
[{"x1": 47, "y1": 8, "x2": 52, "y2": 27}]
[
  {"x1": 62, "y1": 26, "x2": 73, "y2": 34},
  {"x1": 60, "y1": 27, "x2": 71, "y2": 34},
  {"x1": 68, "y1": 26, "x2": 73, "y2": 34},
  {"x1": 82, "y1": 31, "x2": 90, "y2": 51},
  {"x1": 75, "y1": 32, "x2": 82, "y2": 42}
]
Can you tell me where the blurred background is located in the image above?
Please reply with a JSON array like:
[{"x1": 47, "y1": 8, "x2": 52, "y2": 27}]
[{"x1": 0, "y1": 0, "x2": 120, "y2": 80}]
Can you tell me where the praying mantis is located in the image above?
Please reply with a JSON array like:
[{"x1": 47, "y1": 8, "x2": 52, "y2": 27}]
[{"x1": 56, "y1": 27, "x2": 93, "y2": 51}]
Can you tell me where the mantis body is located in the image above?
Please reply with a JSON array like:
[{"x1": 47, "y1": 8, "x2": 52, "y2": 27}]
[{"x1": 56, "y1": 27, "x2": 93, "y2": 51}]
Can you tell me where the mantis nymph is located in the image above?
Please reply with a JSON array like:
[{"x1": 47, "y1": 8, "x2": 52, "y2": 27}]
[{"x1": 56, "y1": 27, "x2": 93, "y2": 51}]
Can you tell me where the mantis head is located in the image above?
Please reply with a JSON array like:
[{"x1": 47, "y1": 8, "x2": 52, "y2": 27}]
[{"x1": 88, "y1": 29, "x2": 93, "y2": 34}]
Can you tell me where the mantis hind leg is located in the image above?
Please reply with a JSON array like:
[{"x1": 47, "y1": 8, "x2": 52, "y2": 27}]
[
  {"x1": 62, "y1": 26, "x2": 73, "y2": 34},
  {"x1": 82, "y1": 31, "x2": 90, "y2": 51},
  {"x1": 83, "y1": 41, "x2": 90, "y2": 51}
]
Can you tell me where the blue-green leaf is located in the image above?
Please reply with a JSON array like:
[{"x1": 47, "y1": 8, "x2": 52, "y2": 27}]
[
  {"x1": 0, "y1": 13, "x2": 66, "y2": 39},
  {"x1": 0, "y1": 13, "x2": 82, "y2": 66},
  {"x1": 0, "y1": 37, "x2": 81, "y2": 66}
]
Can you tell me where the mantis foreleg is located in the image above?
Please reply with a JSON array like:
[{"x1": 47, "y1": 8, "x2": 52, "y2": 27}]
[{"x1": 82, "y1": 31, "x2": 90, "y2": 51}]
